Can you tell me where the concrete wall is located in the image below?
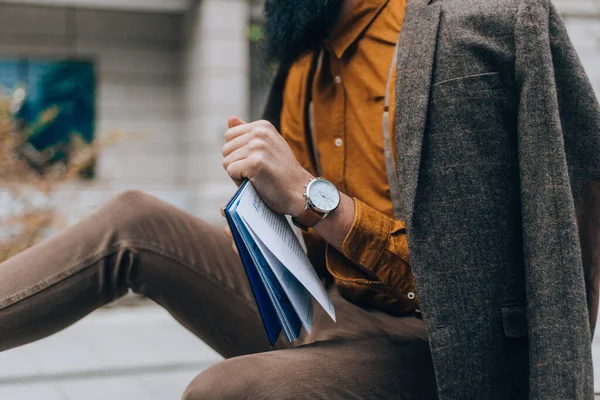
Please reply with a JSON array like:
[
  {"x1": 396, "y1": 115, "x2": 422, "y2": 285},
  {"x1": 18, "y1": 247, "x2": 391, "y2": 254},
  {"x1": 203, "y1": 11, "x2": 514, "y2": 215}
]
[
  {"x1": 562, "y1": 18, "x2": 600, "y2": 98},
  {"x1": 556, "y1": 0, "x2": 600, "y2": 97},
  {"x1": 0, "y1": 3, "x2": 190, "y2": 221},
  {"x1": 182, "y1": 0, "x2": 248, "y2": 222},
  {"x1": 0, "y1": 1, "x2": 250, "y2": 224}
]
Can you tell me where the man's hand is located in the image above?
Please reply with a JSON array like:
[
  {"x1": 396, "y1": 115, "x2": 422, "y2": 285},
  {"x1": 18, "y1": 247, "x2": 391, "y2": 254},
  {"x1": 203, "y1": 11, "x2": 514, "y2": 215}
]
[
  {"x1": 221, "y1": 117, "x2": 313, "y2": 217},
  {"x1": 220, "y1": 116, "x2": 355, "y2": 255}
]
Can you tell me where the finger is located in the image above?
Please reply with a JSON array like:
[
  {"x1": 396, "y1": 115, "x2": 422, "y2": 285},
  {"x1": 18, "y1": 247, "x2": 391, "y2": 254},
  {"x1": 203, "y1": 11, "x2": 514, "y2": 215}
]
[
  {"x1": 221, "y1": 129, "x2": 254, "y2": 158},
  {"x1": 222, "y1": 124, "x2": 273, "y2": 158},
  {"x1": 225, "y1": 117, "x2": 256, "y2": 187},
  {"x1": 225, "y1": 119, "x2": 252, "y2": 143},
  {"x1": 224, "y1": 226, "x2": 232, "y2": 239},
  {"x1": 220, "y1": 203, "x2": 227, "y2": 218},
  {"x1": 224, "y1": 120, "x2": 272, "y2": 143},
  {"x1": 232, "y1": 241, "x2": 239, "y2": 256},
  {"x1": 228, "y1": 116, "x2": 246, "y2": 129},
  {"x1": 222, "y1": 143, "x2": 253, "y2": 172},
  {"x1": 225, "y1": 158, "x2": 258, "y2": 182},
  {"x1": 224, "y1": 116, "x2": 250, "y2": 143}
]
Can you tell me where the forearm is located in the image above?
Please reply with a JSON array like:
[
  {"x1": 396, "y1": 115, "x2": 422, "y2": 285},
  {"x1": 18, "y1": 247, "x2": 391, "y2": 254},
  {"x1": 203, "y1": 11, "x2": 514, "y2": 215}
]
[{"x1": 311, "y1": 192, "x2": 355, "y2": 254}]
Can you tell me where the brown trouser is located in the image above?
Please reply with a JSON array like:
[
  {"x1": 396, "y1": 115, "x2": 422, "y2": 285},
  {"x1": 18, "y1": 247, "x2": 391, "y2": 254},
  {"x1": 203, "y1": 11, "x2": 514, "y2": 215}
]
[{"x1": 0, "y1": 191, "x2": 437, "y2": 399}]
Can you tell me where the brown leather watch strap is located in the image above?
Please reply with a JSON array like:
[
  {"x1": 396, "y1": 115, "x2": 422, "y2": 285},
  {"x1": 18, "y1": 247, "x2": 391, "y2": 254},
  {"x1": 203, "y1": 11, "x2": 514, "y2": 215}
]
[{"x1": 292, "y1": 207, "x2": 324, "y2": 231}]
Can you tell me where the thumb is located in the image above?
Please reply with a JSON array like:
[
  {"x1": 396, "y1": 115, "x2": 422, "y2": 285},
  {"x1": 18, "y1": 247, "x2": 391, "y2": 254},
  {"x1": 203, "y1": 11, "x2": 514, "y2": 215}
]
[
  {"x1": 226, "y1": 116, "x2": 246, "y2": 188},
  {"x1": 228, "y1": 116, "x2": 246, "y2": 129}
]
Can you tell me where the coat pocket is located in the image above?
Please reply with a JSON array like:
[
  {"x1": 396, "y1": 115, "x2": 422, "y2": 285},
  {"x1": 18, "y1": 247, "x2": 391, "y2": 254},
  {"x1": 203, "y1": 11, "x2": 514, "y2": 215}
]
[
  {"x1": 500, "y1": 304, "x2": 528, "y2": 338},
  {"x1": 431, "y1": 71, "x2": 514, "y2": 101}
]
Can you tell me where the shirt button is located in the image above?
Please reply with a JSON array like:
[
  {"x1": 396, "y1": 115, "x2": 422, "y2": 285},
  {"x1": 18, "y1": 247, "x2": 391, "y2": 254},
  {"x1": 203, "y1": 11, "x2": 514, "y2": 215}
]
[
  {"x1": 334, "y1": 138, "x2": 343, "y2": 147},
  {"x1": 334, "y1": 75, "x2": 342, "y2": 84},
  {"x1": 407, "y1": 291, "x2": 416, "y2": 300}
]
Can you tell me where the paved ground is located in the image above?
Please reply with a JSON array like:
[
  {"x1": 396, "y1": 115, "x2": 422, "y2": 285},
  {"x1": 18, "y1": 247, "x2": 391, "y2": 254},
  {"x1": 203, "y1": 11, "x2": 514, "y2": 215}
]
[
  {"x1": 0, "y1": 305, "x2": 223, "y2": 400},
  {"x1": 2, "y1": 303, "x2": 600, "y2": 399}
]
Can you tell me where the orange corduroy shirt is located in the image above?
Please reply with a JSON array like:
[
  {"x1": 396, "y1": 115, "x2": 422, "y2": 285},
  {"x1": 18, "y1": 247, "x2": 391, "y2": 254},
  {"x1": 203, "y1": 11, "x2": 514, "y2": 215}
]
[{"x1": 280, "y1": 0, "x2": 418, "y2": 315}]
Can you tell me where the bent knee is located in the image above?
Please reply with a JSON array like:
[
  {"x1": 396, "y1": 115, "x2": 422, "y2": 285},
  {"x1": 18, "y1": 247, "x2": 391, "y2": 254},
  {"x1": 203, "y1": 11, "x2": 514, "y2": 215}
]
[
  {"x1": 88, "y1": 190, "x2": 184, "y2": 245},
  {"x1": 182, "y1": 360, "x2": 250, "y2": 400},
  {"x1": 101, "y1": 190, "x2": 167, "y2": 225},
  {"x1": 182, "y1": 358, "x2": 281, "y2": 400},
  {"x1": 108, "y1": 190, "x2": 154, "y2": 212}
]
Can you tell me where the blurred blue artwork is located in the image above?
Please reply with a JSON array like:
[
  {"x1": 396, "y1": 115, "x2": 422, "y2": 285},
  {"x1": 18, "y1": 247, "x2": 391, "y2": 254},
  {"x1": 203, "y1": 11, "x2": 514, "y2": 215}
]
[{"x1": 0, "y1": 59, "x2": 95, "y2": 175}]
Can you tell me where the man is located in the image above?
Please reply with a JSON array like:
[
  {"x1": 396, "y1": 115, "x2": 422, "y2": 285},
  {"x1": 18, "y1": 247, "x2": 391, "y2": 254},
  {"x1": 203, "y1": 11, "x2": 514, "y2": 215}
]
[{"x1": 0, "y1": 0, "x2": 598, "y2": 399}]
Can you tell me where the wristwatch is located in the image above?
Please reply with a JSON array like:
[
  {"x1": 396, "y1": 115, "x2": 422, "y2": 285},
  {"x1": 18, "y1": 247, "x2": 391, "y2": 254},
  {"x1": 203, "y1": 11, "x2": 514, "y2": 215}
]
[{"x1": 292, "y1": 177, "x2": 341, "y2": 231}]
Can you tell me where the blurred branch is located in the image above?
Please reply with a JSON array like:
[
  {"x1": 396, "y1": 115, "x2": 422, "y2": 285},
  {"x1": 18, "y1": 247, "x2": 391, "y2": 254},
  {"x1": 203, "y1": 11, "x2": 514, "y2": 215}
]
[{"x1": 0, "y1": 89, "x2": 118, "y2": 263}]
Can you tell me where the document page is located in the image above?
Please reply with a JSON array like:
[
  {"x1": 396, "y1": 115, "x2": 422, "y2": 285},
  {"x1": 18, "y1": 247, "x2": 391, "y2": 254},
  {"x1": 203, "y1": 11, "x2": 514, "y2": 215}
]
[
  {"x1": 224, "y1": 185, "x2": 282, "y2": 345},
  {"x1": 238, "y1": 219, "x2": 302, "y2": 341},
  {"x1": 247, "y1": 228, "x2": 313, "y2": 333},
  {"x1": 236, "y1": 183, "x2": 336, "y2": 322}
]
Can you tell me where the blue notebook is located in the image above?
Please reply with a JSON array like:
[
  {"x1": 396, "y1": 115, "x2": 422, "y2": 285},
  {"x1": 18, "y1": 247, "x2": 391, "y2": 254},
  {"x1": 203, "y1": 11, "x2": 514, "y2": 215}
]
[
  {"x1": 225, "y1": 181, "x2": 301, "y2": 345},
  {"x1": 224, "y1": 181, "x2": 336, "y2": 346}
]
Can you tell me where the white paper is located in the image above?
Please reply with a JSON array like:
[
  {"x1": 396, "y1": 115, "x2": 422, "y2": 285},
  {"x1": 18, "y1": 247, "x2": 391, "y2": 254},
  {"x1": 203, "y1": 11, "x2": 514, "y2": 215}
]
[
  {"x1": 246, "y1": 226, "x2": 313, "y2": 333},
  {"x1": 230, "y1": 188, "x2": 299, "y2": 341},
  {"x1": 236, "y1": 183, "x2": 336, "y2": 322}
]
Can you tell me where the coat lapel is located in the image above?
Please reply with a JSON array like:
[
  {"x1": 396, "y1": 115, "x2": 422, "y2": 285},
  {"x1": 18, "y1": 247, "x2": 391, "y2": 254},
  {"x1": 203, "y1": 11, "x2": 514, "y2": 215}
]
[{"x1": 394, "y1": 0, "x2": 442, "y2": 222}]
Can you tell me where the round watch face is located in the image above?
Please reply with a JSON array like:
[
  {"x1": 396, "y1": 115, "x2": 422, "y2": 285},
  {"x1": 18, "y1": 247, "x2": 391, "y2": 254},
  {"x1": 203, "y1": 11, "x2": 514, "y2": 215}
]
[{"x1": 308, "y1": 179, "x2": 340, "y2": 213}]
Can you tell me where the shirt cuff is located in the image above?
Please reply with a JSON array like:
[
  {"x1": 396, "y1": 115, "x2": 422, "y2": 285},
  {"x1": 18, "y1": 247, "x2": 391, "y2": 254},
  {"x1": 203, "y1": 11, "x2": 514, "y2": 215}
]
[{"x1": 341, "y1": 198, "x2": 393, "y2": 271}]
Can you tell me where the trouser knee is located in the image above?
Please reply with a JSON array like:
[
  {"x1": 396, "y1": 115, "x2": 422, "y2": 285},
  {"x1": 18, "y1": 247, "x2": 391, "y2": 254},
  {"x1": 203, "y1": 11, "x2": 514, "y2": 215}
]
[{"x1": 182, "y1": 359, "x2": 268, "y2": 400}]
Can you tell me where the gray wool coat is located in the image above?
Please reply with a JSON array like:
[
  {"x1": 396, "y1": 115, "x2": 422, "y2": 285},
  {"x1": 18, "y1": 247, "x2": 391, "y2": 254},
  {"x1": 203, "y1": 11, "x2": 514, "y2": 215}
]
[{"x1": 263, "y1": 0, "x2": 600, "y2": 398}]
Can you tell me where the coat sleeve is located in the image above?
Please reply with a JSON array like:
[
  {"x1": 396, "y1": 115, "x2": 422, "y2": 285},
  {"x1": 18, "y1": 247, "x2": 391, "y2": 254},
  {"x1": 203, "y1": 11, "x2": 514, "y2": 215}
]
[
  {"x1": 546, "y1": 2, "x2": 600, "y2": 337},
  {"x1": 515, "y1": 0, "x2": 599, "y2": 396}
]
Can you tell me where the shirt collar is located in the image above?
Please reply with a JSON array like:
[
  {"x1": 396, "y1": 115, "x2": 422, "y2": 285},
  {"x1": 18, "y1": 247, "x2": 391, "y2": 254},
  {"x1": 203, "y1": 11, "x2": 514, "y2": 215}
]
[{"x1": 326, "y1": 0, "x2": 390, "y2": 59}]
